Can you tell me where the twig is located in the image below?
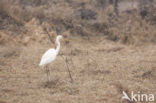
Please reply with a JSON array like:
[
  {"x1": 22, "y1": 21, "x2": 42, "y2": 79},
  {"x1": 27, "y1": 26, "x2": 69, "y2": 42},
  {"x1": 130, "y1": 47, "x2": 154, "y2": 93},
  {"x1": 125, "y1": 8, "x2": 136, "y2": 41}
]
[
  {"x1": 61, "y1": 55, "x2": 73, "y2": 83},
  {"x1": 43, "y1": 27, "x2": 55, "y2": 44},
  {"x1": 69, "y1": 56, "x2": 75, "y2": 71}
]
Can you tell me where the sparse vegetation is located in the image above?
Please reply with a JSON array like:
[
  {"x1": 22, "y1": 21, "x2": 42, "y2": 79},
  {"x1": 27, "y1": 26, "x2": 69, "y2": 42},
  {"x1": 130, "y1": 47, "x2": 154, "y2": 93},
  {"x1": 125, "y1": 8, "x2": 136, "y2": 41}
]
[{"x1": 0, "y1": 0, "x2": 156, "y2": 44}]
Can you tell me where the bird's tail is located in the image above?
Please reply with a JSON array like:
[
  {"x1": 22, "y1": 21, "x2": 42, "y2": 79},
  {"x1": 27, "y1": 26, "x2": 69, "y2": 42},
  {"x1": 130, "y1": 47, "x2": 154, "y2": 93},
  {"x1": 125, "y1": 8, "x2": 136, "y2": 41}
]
[
  {"x1": 39, "y1": 62, "x2": 43, "y2": 66},
  {"x1": 39, "y1": 63, "x2": 41, "y2": 66}
]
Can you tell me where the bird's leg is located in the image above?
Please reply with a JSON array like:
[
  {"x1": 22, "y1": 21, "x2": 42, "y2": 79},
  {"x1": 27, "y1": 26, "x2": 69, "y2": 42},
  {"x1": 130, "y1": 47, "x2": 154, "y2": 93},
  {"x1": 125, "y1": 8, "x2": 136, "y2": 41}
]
[
  {"x1": 45, "y1": 65, "x2": 50, "y2": 82},
  {"x1": 47, "y1": 66, "x2": 51, "y2": 82}
]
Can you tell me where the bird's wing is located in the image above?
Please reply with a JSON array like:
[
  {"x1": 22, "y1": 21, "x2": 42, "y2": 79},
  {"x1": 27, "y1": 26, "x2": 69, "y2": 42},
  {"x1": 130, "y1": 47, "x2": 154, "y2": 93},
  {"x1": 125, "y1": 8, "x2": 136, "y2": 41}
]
[
  {"x1": 39, "y1": 48, "x2": 57, "y2": 66},
  {"x1": 42, "y1": 48, "x2": 56, "y2": 57}
]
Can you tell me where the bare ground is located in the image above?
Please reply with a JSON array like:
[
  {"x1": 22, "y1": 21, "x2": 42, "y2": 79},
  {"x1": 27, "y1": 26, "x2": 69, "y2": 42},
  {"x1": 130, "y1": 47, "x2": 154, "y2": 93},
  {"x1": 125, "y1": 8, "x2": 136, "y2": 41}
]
[{"x1": 0, "y1": 36, "x2": 156, "y2": 103}]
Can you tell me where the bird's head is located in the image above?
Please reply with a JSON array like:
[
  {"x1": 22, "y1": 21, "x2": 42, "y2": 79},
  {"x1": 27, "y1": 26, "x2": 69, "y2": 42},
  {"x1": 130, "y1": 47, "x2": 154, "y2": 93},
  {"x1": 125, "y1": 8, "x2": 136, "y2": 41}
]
[{"x1": 57, "y1": 35, "x2": 63, "y2": 40}]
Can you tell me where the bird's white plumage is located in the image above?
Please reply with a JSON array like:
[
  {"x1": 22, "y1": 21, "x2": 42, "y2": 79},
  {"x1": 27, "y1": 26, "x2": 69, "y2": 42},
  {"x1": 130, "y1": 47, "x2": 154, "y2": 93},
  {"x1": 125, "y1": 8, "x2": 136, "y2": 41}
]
[
  {"x1": 39, "y1": 35, "x2": 63, "y2": 67},
  {"x1": 39, "y1": 48, "x2": 57, "y2": 66}
]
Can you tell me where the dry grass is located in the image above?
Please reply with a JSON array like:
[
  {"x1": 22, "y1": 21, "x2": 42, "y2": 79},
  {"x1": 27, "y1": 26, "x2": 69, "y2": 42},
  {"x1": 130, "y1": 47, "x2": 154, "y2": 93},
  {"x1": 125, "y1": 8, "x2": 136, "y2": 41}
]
[
  {"x1": 0, "y1": 36, "x2": 156, "y2": 103},
  {"x1": 0, "y1": 0, "x2": 156, "y2": 45}
]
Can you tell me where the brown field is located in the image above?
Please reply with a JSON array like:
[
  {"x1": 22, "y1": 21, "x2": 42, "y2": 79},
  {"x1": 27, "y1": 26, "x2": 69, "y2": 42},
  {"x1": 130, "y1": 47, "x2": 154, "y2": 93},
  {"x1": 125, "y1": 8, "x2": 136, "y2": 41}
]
[
  {"x1": 0, "y1": 0, "x2": 156, "y2": 103},
  {"x1": 1, "y1": 35, "x2": 156, "y2": 103}
]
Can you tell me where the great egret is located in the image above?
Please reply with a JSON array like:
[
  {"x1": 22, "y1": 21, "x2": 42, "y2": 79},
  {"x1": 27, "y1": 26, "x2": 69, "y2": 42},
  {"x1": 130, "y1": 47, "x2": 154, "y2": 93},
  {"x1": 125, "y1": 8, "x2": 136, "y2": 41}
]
[{"x1": 39, "y1": 35, "x2": 63, "y2": 82}]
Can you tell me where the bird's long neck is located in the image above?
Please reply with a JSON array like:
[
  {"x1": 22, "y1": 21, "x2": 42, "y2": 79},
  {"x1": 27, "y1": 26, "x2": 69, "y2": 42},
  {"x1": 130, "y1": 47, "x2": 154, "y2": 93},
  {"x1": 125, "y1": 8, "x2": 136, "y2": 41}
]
[{"x1": 56, "y1": 38, "x2": 60, "y2": 54}]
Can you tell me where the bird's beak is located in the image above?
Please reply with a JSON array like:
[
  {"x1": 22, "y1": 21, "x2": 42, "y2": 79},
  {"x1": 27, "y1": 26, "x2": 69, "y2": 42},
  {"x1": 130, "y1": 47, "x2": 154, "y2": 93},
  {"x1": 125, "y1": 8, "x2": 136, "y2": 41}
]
[{"x1": 63, "y1": 38, "x2": 70, "y2": 44}]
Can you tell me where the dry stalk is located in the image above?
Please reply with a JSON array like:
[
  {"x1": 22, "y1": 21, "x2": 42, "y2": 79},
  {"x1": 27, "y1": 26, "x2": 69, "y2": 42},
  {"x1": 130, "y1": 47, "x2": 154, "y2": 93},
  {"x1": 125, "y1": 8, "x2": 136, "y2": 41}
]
[
  {"x1": 69, "y1": 57, "x2": 75, "y2": 72},
  {"x1": 61, "y1": 55, "x2": 73, "y2": 83},
  {"x1": 43, "y1": 27, "x2": 55, "y2": 45}
]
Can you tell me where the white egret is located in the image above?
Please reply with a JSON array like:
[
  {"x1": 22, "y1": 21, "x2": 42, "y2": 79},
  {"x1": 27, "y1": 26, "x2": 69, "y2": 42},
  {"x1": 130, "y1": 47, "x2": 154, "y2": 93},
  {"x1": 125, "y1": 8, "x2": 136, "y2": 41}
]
[{"x1": 39, "y1": 35, "x2": 63, "y2": 82}]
